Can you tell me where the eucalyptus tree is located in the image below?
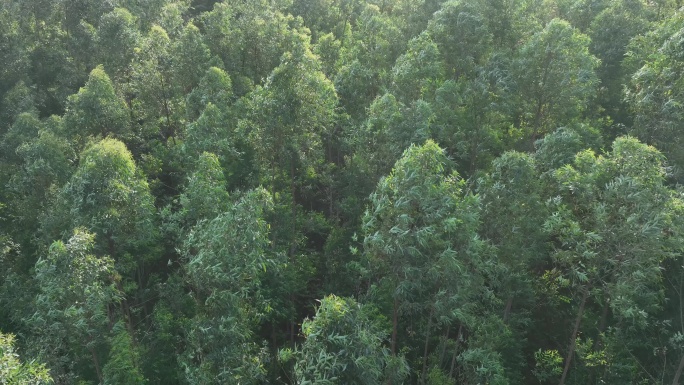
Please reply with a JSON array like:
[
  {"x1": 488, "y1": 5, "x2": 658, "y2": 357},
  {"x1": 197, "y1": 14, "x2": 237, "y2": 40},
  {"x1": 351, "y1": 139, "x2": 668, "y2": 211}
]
[
  {"x1": 625, "y1": 24, "x2": 684, "y2": 180},
  {"x1": 247, "y1": 33, "x2": 337, "y2": 244},
  {"x1": 130, "y1": 24, "x2": 183, "y2": 143},
  {"x1": 0, "y1": 331, "x2": 52, "y2": 385},
  {"x1": 1, "y1": 113, "x2": 42, "y2": 165},
  {"x1": 334, "y1": 3, "x2": 404, "y2": 121},
  {"x1": 351, "y1": 93, "x2": 432, "y2": 186},
  {"x1": 362, "y1": 140, "x2": 507, "y2": 384},
  {"x1": 432, "y1": 58, "x2": 511, "y2": 176},
  {"x1": 0, "y1": 81, "x2": 37, "y2": 132},
  {"x1": 164, "y1": 151, "x2": 231, "y2": 240},
  {"x1": 391, "y1": 33, "x2": 444, "y2": 104},
  {"x1": 478, "y1": 151, "x2": 548, "y2": 323},
  {"x1": 40, "y1": 138, "x2": 158, "y2": 347},
  {"x1": 186, "y1": 66, "x2": 234, "y2": 122},
  {"x1": 545, "y1": 137, "x2": 677, "y2": 385},
  {"x1": 181, "y1": 188, "x2": 276, "y2": 384},
  {"x1": 30, "y1": 229, "x2": 120, "y2": 384},
  {"x1": 43, "y1": 138, "x2": 157, "y2": 269},
  {"x1": 289, "y1": 0, "x2": 362, "y2": 41},
  {"x1": 95, "y1": 8, "x2": 140, "y2": 82},
  {"x1": 0, "y1": 10, "x2": 29, "y2": 100},
  {"x1": 182, "y1": 152, "x2": 230, "y2": 216},
  {"x1": 119, "y1": 0, "x2": 187, "y2": 32},
  {"x1": 427, "y1": 0, "x2": 493, "y2": 80},
  {"x1": 184, "y1": 104, "x2": 235, "y2": 161},
  {"x1": 287, "y1": 295, "x2": 408, "y2": 385},
  {"x1": 171, "y1": 22, "x2": 212, "y2": 94},
  {"x1": 198, "y1": 0, "x2": 302, "y2": 92},
  {"x1": 6, "y1": 125, "x2": 75, "y2": 263},
  {"x1": 534, "y1": 123, "x2": 603, "y2": 174},
  {"x1": 588, "y1": 0, "x2": 650, "y2": 125},
  {"x1": 102, "y1": 322, "x2": 146, "y2": 385},
  {"x1": 513, "y1": 18, "x2": 599, "y2": 149},
  {"x1": 63, "y1": 66, "x2": 131, "y2": 148}
]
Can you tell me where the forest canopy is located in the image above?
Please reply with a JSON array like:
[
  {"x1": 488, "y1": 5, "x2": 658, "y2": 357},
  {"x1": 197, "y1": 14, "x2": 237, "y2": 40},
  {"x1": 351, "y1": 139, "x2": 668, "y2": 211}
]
[{"x1": 2, "y1": 0, "x2": 684, "y2": 384}]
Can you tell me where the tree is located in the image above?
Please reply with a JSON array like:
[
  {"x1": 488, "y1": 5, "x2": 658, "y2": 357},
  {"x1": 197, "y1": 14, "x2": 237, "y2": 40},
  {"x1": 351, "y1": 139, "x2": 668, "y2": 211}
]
[
  {"x1": 287, "y1": 295, "x2": 408, "y2": 385},
  {"x1": 545, "y1": 137, "x2": 675, "y2": 385},
  {"x1": 478, "y1": 151, "x2": 548, "y2": 322},
  {"x1": 0, "y1": 331, "x2": 52, "y2": 385},
  {"x1": 427, "y1": 0, "x2": 493, "y2": 79},
  {"x1": 432, "y1": 58, "x2": 511, "y2": 176},
  {"x1": 625, "y1": 25, "x2": 684, "y2": 181},
  {"x1": 534, "y1": 123, "x2": 603, "y2": 173},
  {"x1": 184, "y1": 103, "x2": 235, "y2": 164},
  {"x1": 30, "y1": 229, "x2": 119, "y2": 383},
  {"x1": 333, "y1": 3, "x2": 405, "y2": 121},
  {"x1": 198, "y1": 0, "x2": 302, "y2": 91},
  {"x1": 171, "y1": 22, "x2": 212, "y2": 94},
  {"x1": 362, "y1": 140, "x2": 507, "y2": 384},
  {"x1": 0, "y1": 10, "x2": 29, "y2": 101},
  {"x1": 247, "y1": 34, "x2": 337, "y2": 252},
  {"x1": 102, "y1": 322, "x2": 146, "y2": 385},
  {"x1": 44, "y1": 138, "x2": 157, "y2": 271},
  {"x1": 0, "y1": 81, "x2": 37, "y2": 133},
  {"x1": 130, "y1": 25, "x2": 183, "y2": 143},
  {"x1": 1, "y1": 113, "x2": 42, "y2": 165},
  {"x1": 181, "y1": 188, "x2": 275, "y2": 384},
  {"x1": 186, "y1": 66, "x2": 234, "y2": 122},
  {"x1": 63, "y1": 66, "x2": 131, "y2": 147},
  {"x1": 391, "y1": 33, "x2": 444, "y2": 104},
  {"x1": 96, "y1": 8, "x2": 140, "y2": 81},
  {"x1": 6, "y1": 124, "x2": 75, "y2": 263},
  {"x1": 177, "y1": 152, "x2": 230, "y2": 227},
  {"x1": 513, "y1": 18, "x2": 599, "y2": 148},
  {"x1": 588, "y1": 0, "x2": 650, "y2": 125}
]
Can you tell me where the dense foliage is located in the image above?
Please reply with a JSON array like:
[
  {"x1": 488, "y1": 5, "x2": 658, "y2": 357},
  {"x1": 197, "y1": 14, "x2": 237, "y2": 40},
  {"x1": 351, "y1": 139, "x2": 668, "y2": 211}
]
[{"x1": 2, "y1": 0, "x2": 684, "y2": 384}]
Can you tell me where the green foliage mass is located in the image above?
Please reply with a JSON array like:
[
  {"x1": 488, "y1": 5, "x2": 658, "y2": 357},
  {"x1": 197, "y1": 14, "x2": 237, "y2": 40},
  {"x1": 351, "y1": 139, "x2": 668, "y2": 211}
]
[{"x1": 2, "y1": 1, "x2": 684, "y2": 385}]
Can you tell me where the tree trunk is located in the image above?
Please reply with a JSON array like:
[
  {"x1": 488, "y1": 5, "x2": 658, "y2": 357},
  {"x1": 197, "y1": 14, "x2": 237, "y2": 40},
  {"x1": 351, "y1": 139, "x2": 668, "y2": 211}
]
[
  {"x1": 559, "y1": 289, "x2": 588, "y2": 385},
  {"x1": 421, "y1": 307, "x2": 435, "y2": 384},
  {"x1": 90, "y1": 346, "x2": 103, "y2": 383},
  {"x1": 439, "y1": 325, "x2": 451, "y2": 367},
  {"x1": 449, "y1": 324, "x2": 463, "y2": 379},
  {"x1": 503, "y1": 296, "x2": 514, "y2": 324},
  {"x1": 290, "y1": 157, "x2": 297, "y2": 257},
  {"x1": 391, "y1": 297, "x2": 399, "y2": 355},
  {"x1": 672, "y1": 354, "x2": 684, "y2": 385},
  {"x1": 594, "y1": 295, "x2": 610, "y2": 351},
  {"x1": 116, "y1": 280, "x2": 137, "y2": 346}
]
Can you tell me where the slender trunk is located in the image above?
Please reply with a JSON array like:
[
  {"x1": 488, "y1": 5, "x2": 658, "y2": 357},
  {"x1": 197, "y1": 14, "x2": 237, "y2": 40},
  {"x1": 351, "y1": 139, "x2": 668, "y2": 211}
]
[
  {"x1": 531, "y1": 95, "x2": 544, "y2": 150},
  {"x1": 589, "y1": 294, "x2": 610, "y2": 384},
  {"x1": 530, "y1": 51, "x2": 554, "y2": 150},
  {"x1": 439, "y1": 325, "x2": 451, "y2": 367},
  {"x1": 469, "y1": 112, "x2": 482, "y2": 175},
  {"x1": 594, "y1": 295, "x2": 610, "y2": 350},
  {"x1": 107, "y1": 236, "x2": 136, "y2": 343},
  {"x1": 90, "y1": 347, "x2": 103, "y2": 383},
  {"x1": 421, "y1": 308, "x2": 435, "y2": 383},
  {"x1": 290, "y1": 157, "x2": 297, "y2": 256},
  {"x1": 672, "y1": 354, "x2": 684, "y2": 385},
  {"x1": 449, "y1": 325, "x2": 463, "y2": 379},
  {"x1": 391, "y1": 298, "x2": 399, "y2": 355},
  {"x1": 290, "y1": 294, "x2": 296, "y2": 345},
  {"x1": 107, "y1": 303, "x2": 115, "y2": 331},
  {"x1": 116, "y1": 280, "x2": 137, "y2": 346},
  {"x1": 559, "y1": 289, "x2": 589, "y2": 385},
  {"x1": 503, "y1": 296, "x2": 514, "y2": 324},
  {"x1": 680, "y1": 261, "x2": 684, "y2": 334},
  {"x1": 158, "y1": 73, "x2": 173, "y2": 142}
]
